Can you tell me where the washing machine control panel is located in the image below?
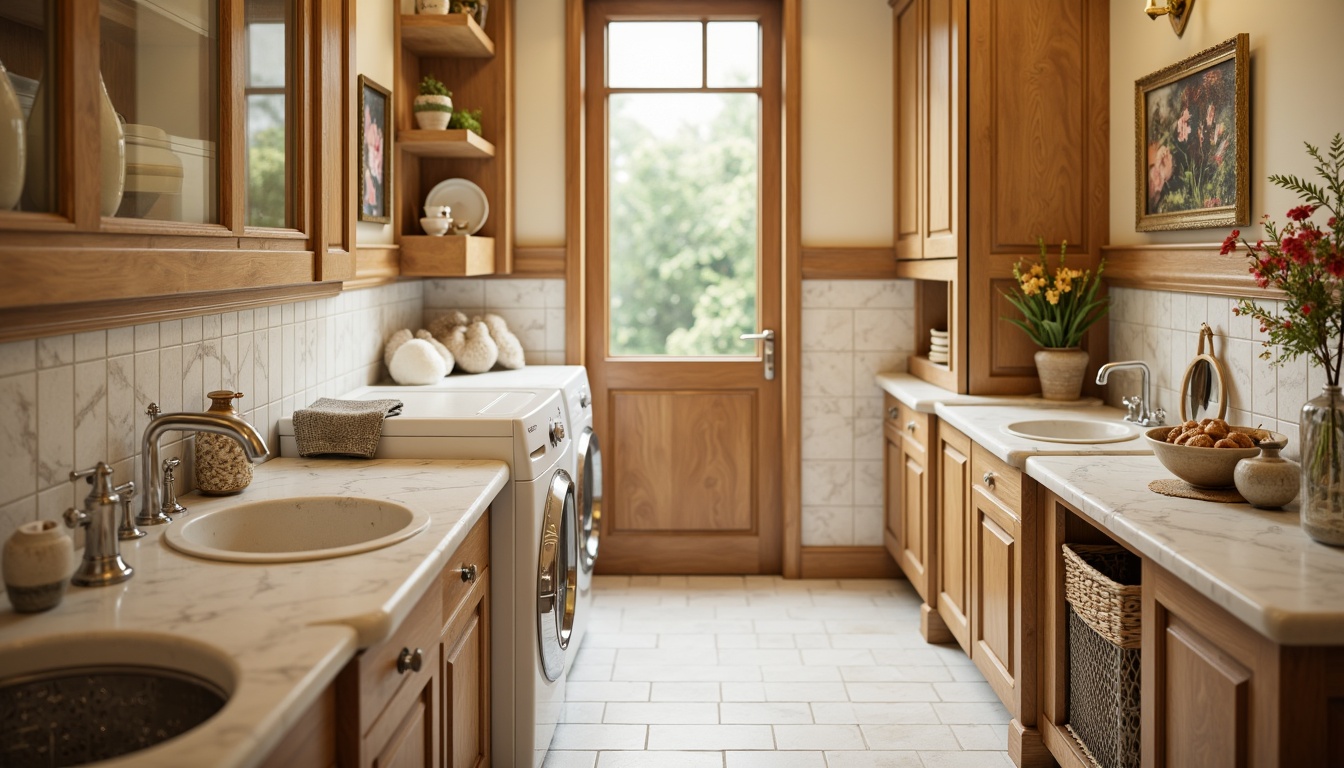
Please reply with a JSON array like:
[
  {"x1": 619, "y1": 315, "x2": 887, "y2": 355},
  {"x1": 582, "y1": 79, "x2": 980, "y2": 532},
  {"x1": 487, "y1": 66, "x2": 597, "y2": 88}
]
[{"x1": 550, "y1": 420, "x2": 566, "y2": 445}]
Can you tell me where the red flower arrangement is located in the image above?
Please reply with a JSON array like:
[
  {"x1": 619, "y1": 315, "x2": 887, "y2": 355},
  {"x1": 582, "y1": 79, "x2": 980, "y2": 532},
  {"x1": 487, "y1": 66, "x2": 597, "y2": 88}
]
[{"x1": 1222, "y1": 135, "x2": 1344, "y2": 386}]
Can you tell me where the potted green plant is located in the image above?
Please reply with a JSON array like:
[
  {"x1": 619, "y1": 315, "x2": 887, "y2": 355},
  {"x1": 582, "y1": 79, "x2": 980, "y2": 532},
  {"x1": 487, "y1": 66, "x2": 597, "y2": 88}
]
[
  {"x1": 448, "y1": 106, "x2": 483, "y2": 135},
  {"x1": 413, "y1": 76, "x2": 453, "y2": 131}
]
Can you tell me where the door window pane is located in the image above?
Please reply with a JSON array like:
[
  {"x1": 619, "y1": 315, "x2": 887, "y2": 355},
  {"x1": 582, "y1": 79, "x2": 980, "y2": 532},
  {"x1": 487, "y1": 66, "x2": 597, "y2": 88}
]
[
  {"x1": 608, "y1": 22, "x2": 701, "y2": 88},
  {"x1": 608, "y1": 93, "x2": 758, "y2": 356},
  {"x1": 245, "y1": 2, "x2": 290, "y2": 228},
  {"x1": 102, "y1": 0, "x2": 219, "y2": 223},
  {"x1": 0, "y1": 1, "x2": 54, "y2": 212},
  {"x1": 707, "y1": 22, "x2": 759, "y2": 87}
]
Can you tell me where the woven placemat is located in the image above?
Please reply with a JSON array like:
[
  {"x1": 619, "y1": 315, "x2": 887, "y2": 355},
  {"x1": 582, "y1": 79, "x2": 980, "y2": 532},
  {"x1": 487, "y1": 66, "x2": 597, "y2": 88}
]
[{"x1": 1148, "y1": 479, "x2": 1246, "y2": 503}]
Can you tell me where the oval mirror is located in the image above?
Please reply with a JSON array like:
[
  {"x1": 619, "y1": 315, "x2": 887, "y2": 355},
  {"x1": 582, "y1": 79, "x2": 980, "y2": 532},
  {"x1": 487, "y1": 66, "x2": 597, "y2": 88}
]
[{"x1": 1180, "y1": 324, "x2": 1228, "y2": 423}]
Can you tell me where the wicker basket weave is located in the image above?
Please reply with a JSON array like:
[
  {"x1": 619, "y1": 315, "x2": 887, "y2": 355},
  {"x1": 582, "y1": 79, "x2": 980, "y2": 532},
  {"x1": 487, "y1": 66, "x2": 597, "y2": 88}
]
[
  {"x1": 1062, "y1": 544, "x2": 1142, "y2": 650},
  {"x1": 1063, "y1": 544, "x2": 1143, "y2": 768}
]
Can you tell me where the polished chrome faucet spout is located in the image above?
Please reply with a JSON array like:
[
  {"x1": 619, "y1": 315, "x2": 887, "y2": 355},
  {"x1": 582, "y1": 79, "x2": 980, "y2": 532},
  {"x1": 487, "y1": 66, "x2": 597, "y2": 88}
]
[
  {"x1": 1095, "y1": 360, "x2": 1166, "y2": 427},
  {"x1": 138, "y1": 405, "x2": 269, "y2": 526}
]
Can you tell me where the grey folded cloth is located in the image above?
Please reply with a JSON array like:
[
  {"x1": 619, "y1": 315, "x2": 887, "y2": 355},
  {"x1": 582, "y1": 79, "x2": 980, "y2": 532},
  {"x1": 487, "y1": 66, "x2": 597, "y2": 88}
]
[{"x1": 292, "y1": 398, "x2": 403, "y2": 458}]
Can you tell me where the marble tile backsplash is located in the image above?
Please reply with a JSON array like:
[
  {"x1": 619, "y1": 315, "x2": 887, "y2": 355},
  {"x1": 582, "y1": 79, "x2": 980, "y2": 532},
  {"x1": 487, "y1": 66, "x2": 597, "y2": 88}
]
[
  {"x1": 423, "y1": 278, "x2": 567, "y2": 365},
  {"x1": 801, "y1": 279, "x2": 917, "y2": 548},
  {"x1": 1107, "y1": 286, "x2": 1315, "y2": 459}
]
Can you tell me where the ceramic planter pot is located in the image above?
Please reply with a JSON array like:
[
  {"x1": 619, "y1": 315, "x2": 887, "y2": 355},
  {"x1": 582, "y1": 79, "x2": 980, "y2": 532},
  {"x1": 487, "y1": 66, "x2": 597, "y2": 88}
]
[
  {"x1": 3, "y1": 520, "x2": 74, "y2": 612},
  {"x1": 1035, "y1": 347, "x2": 1089, "y2": 401},
  {"x1": 413, "y1": 94, "x2": 453, "y2": 130}
]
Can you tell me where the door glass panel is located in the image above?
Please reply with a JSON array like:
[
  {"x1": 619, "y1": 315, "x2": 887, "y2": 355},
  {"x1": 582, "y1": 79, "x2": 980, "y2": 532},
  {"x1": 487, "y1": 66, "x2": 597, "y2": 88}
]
[
  {"x1": 0, "y1": 1, "x2": 53, "y2": 212},
  {"x1": 245, "y1": 0, "x2": 290, "y2": 228},
  {"x1": 608, "y1": 22, "x2": 701, "y2": 88},
  {"x1": 608, "y1": 92, "x2": 758, "y2": 356},
  {"x1": 707, "y1": 22, "x2": 759, "y2": 87},
  {"x1": 101, "y1": 0, "x2": 219, "y2": 223}
]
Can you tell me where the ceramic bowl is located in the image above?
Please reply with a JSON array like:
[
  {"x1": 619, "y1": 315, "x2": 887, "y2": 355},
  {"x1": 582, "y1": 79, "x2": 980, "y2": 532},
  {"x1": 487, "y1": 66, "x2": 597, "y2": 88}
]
[
  {"x1": 420, "y1": 216, "x2": 450, "y2": 236},
  {"x1": 1144, "y1": 426, "x2": 1285, "y2": 489}
]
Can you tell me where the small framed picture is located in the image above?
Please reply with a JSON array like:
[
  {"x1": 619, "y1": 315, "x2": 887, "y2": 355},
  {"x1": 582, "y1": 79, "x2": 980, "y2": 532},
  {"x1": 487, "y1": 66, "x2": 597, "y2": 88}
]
[
  {"x1": 1135, "y1": 34, "x2": 1250, "y2": 231},
  {"x1": 358, "y1": 75, "x2": 392, "y2": 223}
]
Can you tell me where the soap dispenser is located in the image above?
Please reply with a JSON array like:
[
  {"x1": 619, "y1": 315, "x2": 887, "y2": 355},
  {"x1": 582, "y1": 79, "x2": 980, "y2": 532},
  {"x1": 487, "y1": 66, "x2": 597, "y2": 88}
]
[{"x1": 195, "y1": 391, "x2": 254, "y2": 495}]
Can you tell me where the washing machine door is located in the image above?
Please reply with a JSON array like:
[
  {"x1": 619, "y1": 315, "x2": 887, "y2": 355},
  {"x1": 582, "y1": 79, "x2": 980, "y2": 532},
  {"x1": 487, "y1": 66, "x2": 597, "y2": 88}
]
[
  {"x1": 576, "y1": 426, "x2": 601, "y2": 573},
  {"x1": 537, "y1": 469, "x2": 578, "y2": 682}
]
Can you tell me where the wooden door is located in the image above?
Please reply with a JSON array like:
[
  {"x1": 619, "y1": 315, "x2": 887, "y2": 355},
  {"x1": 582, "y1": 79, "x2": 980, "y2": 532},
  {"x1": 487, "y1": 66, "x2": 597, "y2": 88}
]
[
  {"x1": 584, "y1": 0, "x2": 784, "y2": 574},
  {"x1": 921, "y1": 0, "x2": 965, "y2": 260},
  {"x1": 366, "y1": 663, "x2": 439, "y2": 768},
  {"x1": 970, "y1": 484, "x2": 1017, "y2": 706},
  {"x1": 884, "y1": 413, "x2": 905, "y2": 565},
  {"x1": 937, "y1": 424, "x2": 971, "y2": 651},
  {"x1": 893, "y1": 0, "x2": 924, "y2": 259},
  {"x1": 442, "y1": 572, "x2": 490, "y2": 768}
]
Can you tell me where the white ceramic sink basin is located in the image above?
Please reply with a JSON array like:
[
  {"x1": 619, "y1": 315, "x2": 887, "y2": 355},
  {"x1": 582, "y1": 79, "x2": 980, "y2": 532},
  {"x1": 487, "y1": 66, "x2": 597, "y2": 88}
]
[
  {"x1": 164, "y1": 496, "x2": 430, "y2": 563},
  {"x1": 1001, "y1": 418, "x2": 1140, "y2": 444}
]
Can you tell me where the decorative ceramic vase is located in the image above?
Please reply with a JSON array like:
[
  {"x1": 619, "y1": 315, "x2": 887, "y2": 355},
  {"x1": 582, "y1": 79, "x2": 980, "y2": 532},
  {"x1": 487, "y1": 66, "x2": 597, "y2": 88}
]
[
  {"x1": 195, "y1": 391, "x2": 255, "y2": 495},
  {"x1": 1301, "y1": 384, "x2": 1344, "y2": 545},
  {"x1": 1234, "y1": 442, "x2": 1300, "y2": 510},
  {"x1": 98, "y1": 74, "x2": 125, "y2": 217},
  {"x1": 3, "y1": 520, "x2": 74, "y2": 612},
  {"x1": 1035, "y1": 347, "x2": 1089, "y2": 401},
  {"x1": 413, "y1": 94, "x2": 453, "y2": 130},
  {"x1": 0, "y1": 60, "x2": 25, "y2": 211}
]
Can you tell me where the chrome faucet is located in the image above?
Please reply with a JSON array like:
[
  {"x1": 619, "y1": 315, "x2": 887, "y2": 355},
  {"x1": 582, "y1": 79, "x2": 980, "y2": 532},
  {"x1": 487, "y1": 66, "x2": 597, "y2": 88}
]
[
  {"x1": 137, "y1": 402, "x2": 269, "y2": 526},
  {"x1": 1096, "y1": 361, "x2": 1166, "y2": 427},
  {"x1": 64, "y1": 462, "x2": 135, "y2": 586}
]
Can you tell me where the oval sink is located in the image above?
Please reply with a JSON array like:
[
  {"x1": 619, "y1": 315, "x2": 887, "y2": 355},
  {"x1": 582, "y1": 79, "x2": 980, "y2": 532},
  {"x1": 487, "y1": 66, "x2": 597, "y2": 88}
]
[
  {"x1": 0, "y1": 633, "x2": 234, "y2": 767},
  {"x1": 1002, "y1": 418, "x2": 1140, "y2": 444},
  {"x1": 165, "y1": 495, "x2": 430, "y2": 563}
]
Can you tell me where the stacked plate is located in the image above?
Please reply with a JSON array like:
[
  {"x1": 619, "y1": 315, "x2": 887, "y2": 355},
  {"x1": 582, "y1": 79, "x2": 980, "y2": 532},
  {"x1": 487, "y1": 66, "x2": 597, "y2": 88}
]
[{"x1": 929, "y1": 329, "x2": 949, "y2": 364}]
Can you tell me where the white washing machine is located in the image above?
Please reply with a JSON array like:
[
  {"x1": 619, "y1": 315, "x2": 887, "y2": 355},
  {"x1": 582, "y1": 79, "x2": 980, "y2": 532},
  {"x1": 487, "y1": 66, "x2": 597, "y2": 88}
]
[
  {"x1": 278, "y1": 386, "x2": 578, "y2": 768},
  {"x1": 371, "y1": 367, "x2": 601, "y2": 661}
]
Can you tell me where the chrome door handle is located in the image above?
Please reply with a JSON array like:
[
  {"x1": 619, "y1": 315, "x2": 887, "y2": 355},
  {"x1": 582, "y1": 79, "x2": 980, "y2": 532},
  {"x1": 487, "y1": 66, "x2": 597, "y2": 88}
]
[{"x1": 740, "y1": 329, "x2": 776, "y2": 381}]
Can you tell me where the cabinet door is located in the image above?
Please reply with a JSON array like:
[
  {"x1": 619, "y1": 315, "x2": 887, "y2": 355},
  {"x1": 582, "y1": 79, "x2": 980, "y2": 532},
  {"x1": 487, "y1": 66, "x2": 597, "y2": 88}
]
[
  {"x1": 970, "y1": 484, "x2": 1017, "y2": 710},
  {"x1": 937, "y1": 426, "x2": 971, "y2": 651},
  {"x1": 899, "y1": 436, "x2": 930, "y2": 601},
  {"x1": 443, "y1": 570, "x2": 491, "y2": 768},
  {"x1": 368, "y1": 668, "x2": 439, "y2": 768},
  {"x1": 883, "y1": 414, "x2": 904, "y2": 562},
  {"x1": 921, "y1": 0, "x2": 965, "y2": 260},
  {"x1": 893, "y1": 0, "x2": 924, "y2": 260}
]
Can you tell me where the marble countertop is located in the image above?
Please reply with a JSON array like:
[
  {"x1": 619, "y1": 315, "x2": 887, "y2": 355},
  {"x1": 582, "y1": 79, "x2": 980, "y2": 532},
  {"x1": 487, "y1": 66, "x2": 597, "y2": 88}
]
[
  {"x1": 0, "y1": 457, "x2": 509, "y2": 768},
  {"x1": 875, "y1": 372, "x2": 1101, "y2": 413},
  {"x1": 934, "y1": 403, "x2": 1153, "y2": 468},
  {"x1": 1028, "y1": 454, "x2": 1344, "y2": 645}
]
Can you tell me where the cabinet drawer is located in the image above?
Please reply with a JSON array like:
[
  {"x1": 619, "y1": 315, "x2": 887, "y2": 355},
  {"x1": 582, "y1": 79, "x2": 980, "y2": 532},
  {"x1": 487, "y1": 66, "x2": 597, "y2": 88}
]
[
  {"x1": 885, "y1": 395, "x2": 931, "y2": 452},
  {"x1": 971, "y1": 443, "x2": 1021, "y2": 516},
  {"x1": 443, "y1": 512, "x2": 490, "y2": 625},
  {"x1": 354, "y1": 578, "x2": 444, "y2": 735}
]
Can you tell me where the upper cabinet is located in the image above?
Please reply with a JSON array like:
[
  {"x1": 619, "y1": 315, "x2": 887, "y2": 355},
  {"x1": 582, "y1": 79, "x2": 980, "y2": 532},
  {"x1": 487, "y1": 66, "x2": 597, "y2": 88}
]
[
  {"x1": 893, "y1": 0, "x2": 1109, "y2": 396},
  {"x1": 0, "y1": 0, "x2": 353, "y2": 342},
  {"x1": 394, "y1": 2, "x2": 513, "y2": 277}
]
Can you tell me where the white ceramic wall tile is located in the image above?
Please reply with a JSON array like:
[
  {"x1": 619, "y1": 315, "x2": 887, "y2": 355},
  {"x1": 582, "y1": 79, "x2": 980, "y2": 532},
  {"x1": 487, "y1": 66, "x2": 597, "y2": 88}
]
[
  {"x1": 36, "y1": 367, "x2": 73, "y2": 489},
  {"x1": 801, "y1": 506, "x2": 854, "y2": 547}
]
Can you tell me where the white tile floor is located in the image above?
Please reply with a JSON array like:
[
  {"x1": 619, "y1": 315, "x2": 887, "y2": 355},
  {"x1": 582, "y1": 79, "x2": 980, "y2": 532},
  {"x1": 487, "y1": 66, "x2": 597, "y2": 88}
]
[{"x1": 544, "y1": 575, "x2": 1014, "y2": 768}]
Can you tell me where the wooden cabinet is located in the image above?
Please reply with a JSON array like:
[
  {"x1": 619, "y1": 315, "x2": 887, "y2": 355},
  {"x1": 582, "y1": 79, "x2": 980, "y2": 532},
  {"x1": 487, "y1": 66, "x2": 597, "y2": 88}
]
[
  {"x1": 892, "y1": 0, "x2": 1109, "y2": 396},
  {"x1": 336, "y1": 511, "x2": 491, "y2": 768},
  {"x1": 936, "y1": 422, "x2": 972, "y2": 651},
  {"x1": 0, "y1": 0, "x2": 355, "y2": 342},
  {"x1": 394, "y1": 5, "x2": 513, "y2": 276}
]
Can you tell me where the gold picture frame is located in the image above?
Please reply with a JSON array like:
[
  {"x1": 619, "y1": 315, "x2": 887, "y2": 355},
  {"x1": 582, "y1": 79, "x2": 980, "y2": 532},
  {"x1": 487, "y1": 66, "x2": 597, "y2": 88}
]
[
  {"x1": 358, "y1": 75, "x2": 392, "y2": 224},
  {"x1": 1135, "y1": 34, "x2": 1249, "y2": 231}
]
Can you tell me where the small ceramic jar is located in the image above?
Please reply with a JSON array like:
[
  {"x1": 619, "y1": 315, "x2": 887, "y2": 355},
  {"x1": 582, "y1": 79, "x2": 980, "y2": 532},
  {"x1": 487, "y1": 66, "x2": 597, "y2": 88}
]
[
  {"x1": 3, "y1": 520, "x2": 75, "y2": 612},
  {"x1": 196, "y1": 391, "x2": 255, "y2": 495},
  {"x1": 1234, "y1": 442, "x2": 1301, "y2": 510}
]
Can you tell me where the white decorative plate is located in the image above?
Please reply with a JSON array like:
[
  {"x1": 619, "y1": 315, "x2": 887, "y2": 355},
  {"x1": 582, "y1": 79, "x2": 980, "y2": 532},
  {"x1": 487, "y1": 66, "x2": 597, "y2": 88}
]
[{"x1": 425, "y1": 178, "x2": 488, "y2": 235}]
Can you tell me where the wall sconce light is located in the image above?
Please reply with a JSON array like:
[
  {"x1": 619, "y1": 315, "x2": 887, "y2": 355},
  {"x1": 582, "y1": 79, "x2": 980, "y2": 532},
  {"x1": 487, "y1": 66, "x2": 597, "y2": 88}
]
[{"x1": 1145, "y1": 0, "x2": 1194, "y2": 37}]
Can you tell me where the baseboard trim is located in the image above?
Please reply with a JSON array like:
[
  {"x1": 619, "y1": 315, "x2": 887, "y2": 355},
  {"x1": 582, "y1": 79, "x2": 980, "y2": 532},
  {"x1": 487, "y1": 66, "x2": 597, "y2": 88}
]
[{"x1": 798, "y1": 546, "x2": 903, "y2": 579}]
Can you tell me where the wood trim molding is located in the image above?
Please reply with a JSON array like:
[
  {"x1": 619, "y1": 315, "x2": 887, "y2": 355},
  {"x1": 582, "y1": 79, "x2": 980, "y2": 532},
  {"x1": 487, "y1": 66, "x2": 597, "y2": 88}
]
[
  {"x1": 800, "y1": 247, "x2": 899, "y2": 280},
  {"x1": 782, "y1": 0, "x2": 803, "y2": 578},
  {"x1": 1102, "y1": 242, "x2": 1281, "y2": 298},
  {"x1": 346, "y1": 244, "x2": 402, "y2": 289},
  {"x1": 510, "y1": 246, "x2": 566, "y2": 277},
  {"x1": 565, "y1": 0, "x2": 586, "y2": 365},
  {"x1": 0, "y1": 283, "x2": 341, "y2": 343},
  {"x1": 800, "y1": 546, "x2": 903, "y2": 579}
]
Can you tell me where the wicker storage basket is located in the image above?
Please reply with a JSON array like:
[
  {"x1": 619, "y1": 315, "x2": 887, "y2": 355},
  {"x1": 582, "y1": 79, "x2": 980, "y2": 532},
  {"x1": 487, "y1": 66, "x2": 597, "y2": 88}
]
[{"x1": 1062, "y1": 544, "x2": 1142, "y2": 768}]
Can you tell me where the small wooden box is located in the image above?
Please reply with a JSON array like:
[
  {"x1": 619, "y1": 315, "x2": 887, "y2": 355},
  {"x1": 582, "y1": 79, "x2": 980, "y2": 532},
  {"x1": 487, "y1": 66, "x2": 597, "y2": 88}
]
[{"x1": 400, "y1": 235, "x2": 495, "y2": 276}]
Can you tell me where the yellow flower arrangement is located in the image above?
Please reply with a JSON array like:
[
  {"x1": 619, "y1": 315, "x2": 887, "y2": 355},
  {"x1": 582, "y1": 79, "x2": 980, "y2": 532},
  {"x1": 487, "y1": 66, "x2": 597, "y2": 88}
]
[{"x1": 1001, "y1": 238, "x2": 1109, "y2": 349}]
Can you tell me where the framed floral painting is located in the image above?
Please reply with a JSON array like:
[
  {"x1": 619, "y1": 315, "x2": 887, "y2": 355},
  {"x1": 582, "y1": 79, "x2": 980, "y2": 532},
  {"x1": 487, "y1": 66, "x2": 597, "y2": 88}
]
[
  {"x1": 1136, "y1": 34, "x2": 1249, "y2": 231},
  {"x1": 358, "y1": 75, "x2": 391, "y2": 223}
]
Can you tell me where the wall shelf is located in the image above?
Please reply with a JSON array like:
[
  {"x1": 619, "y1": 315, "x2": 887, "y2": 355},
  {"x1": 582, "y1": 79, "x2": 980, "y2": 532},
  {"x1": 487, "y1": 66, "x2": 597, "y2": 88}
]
[
  {"x1": 398, "y1": 129, "x2": 495, "y2": 158},
  {"x1": 399, "y1": 13, "x2": 494, "y2": 58},
  {"x1": 400, "y1": 234, "x2": 495, "y2": 276}
]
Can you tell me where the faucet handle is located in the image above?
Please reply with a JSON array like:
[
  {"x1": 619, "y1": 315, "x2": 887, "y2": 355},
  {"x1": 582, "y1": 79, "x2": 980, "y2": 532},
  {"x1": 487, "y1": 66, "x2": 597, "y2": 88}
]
[
  {"x1": 146, "y1": 402, "x2": 161, "y2": 419},
  {"x1": 116, "y1": 482, "x2": 145, "y2": 540},
  {"x1": 1121, "y1": 395, "x2": 1141, "y2": 422}
]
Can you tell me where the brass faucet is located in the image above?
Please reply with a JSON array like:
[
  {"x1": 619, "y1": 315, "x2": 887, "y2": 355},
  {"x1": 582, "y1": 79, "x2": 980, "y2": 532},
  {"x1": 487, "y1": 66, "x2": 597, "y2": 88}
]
[{"x1": 137, "y1": 403, "x2": 269, "y2": 526}]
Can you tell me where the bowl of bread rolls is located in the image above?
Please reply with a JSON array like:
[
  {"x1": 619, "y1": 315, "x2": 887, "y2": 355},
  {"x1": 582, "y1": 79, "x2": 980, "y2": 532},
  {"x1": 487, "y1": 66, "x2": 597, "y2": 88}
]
[{"x1": 1144, "y1": 418, "x2": 1286, "y2": 489}]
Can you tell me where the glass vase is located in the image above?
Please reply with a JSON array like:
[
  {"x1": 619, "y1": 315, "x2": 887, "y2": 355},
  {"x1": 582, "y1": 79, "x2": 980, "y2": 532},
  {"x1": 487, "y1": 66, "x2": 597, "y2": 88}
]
[{"x1": 1301, "y1": 384, "x2": 1344, "y2": 545}]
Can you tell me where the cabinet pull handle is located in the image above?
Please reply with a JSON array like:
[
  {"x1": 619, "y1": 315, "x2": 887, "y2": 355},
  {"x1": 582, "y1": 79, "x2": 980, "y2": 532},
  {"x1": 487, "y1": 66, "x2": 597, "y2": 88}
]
[
  {"x1": 397, "y1": 647, "x2": 424, "y2": 674},
  {"x1": 458, "y1": 564, "x2": 478, "y2": 583},
  {"x1": 888, "y1": 407, "x2": 900, "y2": 420},
  {"x1": 906, "y1": 421, "x2": 917, "y2": 434},
  {"x1": 982, "y1": 471, "x2": 996, "y2": 488}
]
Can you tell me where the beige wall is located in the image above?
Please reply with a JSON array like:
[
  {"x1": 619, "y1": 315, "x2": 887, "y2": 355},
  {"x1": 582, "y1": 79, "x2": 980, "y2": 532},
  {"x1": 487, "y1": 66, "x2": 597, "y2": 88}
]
[
  {"x1": 515, "y1": 0, "x2": 568, "y2": 245},
  {"x1": 1109, "y1": 0, "x2": 1344, "y2": 246},
  {"x1": 355, "y1": 0, "x2": 398, "y2": 245}
]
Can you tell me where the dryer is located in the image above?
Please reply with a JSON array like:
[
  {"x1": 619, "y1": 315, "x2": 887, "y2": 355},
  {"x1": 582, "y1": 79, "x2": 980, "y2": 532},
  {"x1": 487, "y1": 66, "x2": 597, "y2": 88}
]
[
  {"x1": 279, "y1": 387, "x2": 578, "y2": 768},
  {"x1": 371, "y1": 367, "x2": 601, "y2": 659}
]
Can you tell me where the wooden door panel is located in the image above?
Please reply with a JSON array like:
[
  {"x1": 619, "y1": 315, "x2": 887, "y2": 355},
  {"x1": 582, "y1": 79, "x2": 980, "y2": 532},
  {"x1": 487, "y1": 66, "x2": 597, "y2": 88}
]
[
  {"x1": 922, "y1": 0, "x2": 963, "y2": 259},
  {"x1": 894, "y1": 0, "x2": 923, "y2": 259},
  {"x1": 444, "y1": 608, "x2": 488, "y2": 768},
  {"x1": 937, "y1": 430, "x2": 971, "y2": 650},
  {"x1": 611, "y1": 390, "x2": 755, "y2": 533},
  {"x1": 901, "y1": 452, "x2": 928, "y2": 596},
  {"x1": 373, "y1": 692, "x2": 434, "y2": 768},
  {"x1": 884, "y1": 425, "x2": 904, "y2": 557},
  {"x1": 1162, "y1": 617, "x2": 1250, "y2": 768},
  {"x1": 972, "y1": 492, "x2": 1015, "y2": 698}
]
